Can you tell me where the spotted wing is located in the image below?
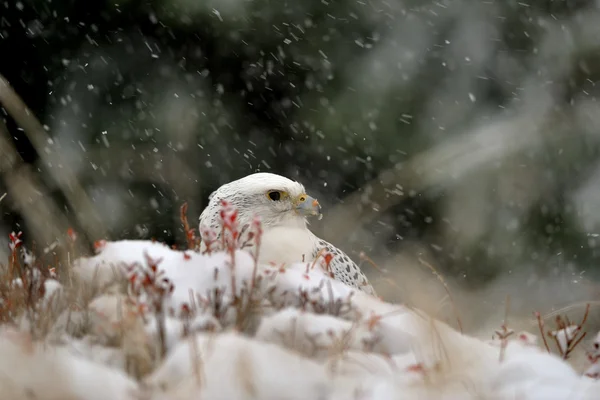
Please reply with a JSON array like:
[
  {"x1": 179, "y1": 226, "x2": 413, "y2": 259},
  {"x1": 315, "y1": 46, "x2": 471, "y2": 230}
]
[{"x1": 313, "y1": 238, "x2": 377, "y2": 296}]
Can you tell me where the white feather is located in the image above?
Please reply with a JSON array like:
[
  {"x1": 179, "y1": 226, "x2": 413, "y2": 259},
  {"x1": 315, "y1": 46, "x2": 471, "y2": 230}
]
[{"x1": 257, "y1": 226, "x2": 318, "y2": 265}]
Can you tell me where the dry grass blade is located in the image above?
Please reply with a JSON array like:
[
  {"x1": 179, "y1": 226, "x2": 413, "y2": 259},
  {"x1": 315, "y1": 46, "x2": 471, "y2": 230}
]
[
  {"x1": 417, "y1": 257, "x2": 463, "y2": 334},
  {"x1": 535, "y1": 304, "x2": 591, "y2": 360},
  {"x1": 535, "y1": 312, "x2": 552, "y2": 353},
  {"x1": 359, "y1": 252, "x2": 385, "y2": 273},
  {"x1": 0, "y1": 118, "x2": 76, "y2": 265},
  {"x1": 496, "y1": 295, "x2": 513, "y2": 362},
  {"x1": 532, "y1": 301, "x2": 600, "y2": 323}
]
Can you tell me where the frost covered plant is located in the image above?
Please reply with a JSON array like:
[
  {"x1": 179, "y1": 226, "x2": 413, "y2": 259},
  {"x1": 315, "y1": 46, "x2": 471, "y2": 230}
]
[
  {"x1": 0, "y1": 232, "x2": 63, "y2": 338},
  {"x1": 219, "y1": 200, "x2": 241, "y2": 300},
  {"x1": 247, "y1": 215, "x2": 263, "y2": 280},
  {"x1": 125, "y1": 252, "x2": 174, "y2": 359},
  {"x1": 196, "y1": 200, "x2": 267, "y2": 329},
  {"x1": 199, "y1": 199, "x2": 264, "y2": 256},
  {"x1": 535, "y1": 304, "x2": 590, "y2": 360},
  {"x1": 218, "y1": 200, "x2": 240, "y2": 256},
  {"x1": 493, "y1": 295, "x2": 514, "y2": 362},
  {"x1": 584, "y1": 331, "x2": 600, "y2": 379},
  {"x1": 199, "y1": 227, "x2": 218, "y2": 255}
]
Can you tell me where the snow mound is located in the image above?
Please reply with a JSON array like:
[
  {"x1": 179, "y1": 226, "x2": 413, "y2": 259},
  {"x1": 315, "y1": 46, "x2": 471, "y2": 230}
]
[
  {"x1": 1, "y1": 219, "x2": 599, "y2": 400},
  {"x1": 0, "y1": 327, "x2": 137, "y2": 400}
]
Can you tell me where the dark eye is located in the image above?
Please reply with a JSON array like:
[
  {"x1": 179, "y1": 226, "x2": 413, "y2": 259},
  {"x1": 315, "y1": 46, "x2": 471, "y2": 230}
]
[{"x1": 268, "y1": 191, "x2": 281, "y2": 201}]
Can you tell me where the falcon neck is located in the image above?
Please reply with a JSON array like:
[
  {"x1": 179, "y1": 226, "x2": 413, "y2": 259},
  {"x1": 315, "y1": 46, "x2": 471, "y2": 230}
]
[{"x1": 264, "y1": 214, "x2": 308, "y2": 229}]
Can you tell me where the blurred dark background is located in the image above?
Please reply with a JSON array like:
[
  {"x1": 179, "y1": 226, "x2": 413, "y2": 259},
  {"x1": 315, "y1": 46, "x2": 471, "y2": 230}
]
[{"x1": 3, "y1": 0, "x2": 600, "y2": 319}]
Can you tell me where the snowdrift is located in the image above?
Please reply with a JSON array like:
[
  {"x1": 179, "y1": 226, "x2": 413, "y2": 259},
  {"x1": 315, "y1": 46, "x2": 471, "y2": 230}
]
[{"x1": 0, "y1": 204, "x2": 598, "y2": 400}]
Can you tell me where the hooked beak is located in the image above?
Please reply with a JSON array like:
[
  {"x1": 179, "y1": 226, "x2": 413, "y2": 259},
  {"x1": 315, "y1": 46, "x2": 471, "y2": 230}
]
[{"x1": 294, "y1": 194, "x2": 322, "y2": 220}]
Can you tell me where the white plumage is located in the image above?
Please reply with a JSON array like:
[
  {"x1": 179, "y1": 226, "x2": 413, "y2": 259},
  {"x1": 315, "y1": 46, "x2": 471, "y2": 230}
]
[{"x1": 198, "y1": 172, "x2": 376, "y2": 295}]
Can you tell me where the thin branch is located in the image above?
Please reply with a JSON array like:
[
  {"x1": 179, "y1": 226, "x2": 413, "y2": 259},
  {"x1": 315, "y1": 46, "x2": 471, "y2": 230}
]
[
  {"x1": 534, "y1": 301, "x2": 600, "y2": 323},
  {"x1": 418, "y1": 257, "x2": 463, "y2": 334},
  {"x1": 497, "y1": 295, "x2": 513, "y2": 362},
  {"x1": 535, "y1": 312, "x2": 551, "y2": 353}
]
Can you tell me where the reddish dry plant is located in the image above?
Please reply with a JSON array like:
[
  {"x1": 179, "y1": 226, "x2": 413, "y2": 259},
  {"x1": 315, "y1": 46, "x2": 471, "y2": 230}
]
[
  {"x1": 125, "y1": 251, "x2": 174, "y2": 359},
  {"x1": 307, "y1": 251, "x2": 335, "y2": 279},
  {"x1": 264, "y1": 276, "x2": 354, "y2": 317},
  {"x1": 200, "y1": 228, "x2": 218, "y2": 254},
  {"x1": 173, "y1": 201, "x2": 267, "y2": 330},
  {"x1": 217, "y1": 200, "x2": 265, "y2": 328},
  {"x1": 244, "y1": 215, "x2": 263, "y2": 316},
  {"x1": 218, "y1": 200, "x2": 240, "y2": 308},
  {"x1": 307, "y1": 248, "x2": 334, "y2": 279},
  {"x1": 535, "y1": 304, "x2": 590, "y2": 360},
  {"x1": 403, "y1": 360, "x2": 442, "y2": 381},
  {"x1": 218, "y1": 200, "x2": 240, "y2": 252},
  {"x1": 365, "y1": 312, "x2": 383, "y2": 331},
  {"x1": 0, "y1": 232, "x2": 55, "y2": 336},
  {"x1": 200, "y1": 200, "x2": 263, "y2": 255},
  {"x1": 8, "y1": 231, "x2": 23, "y2": 281},
  {"x1": 180, "y1": 303, "x2": 194, "y2": 337},
  {"x1": 94, "y1": 239, "x2": 107, "y2": 253},
  {"x1": 494, "y1": 295, "x2": 514, "y2": 362},
  {"x1": 584, "y1": 333, "x2": 600, "y2": 379},
  {"x1": 406, "y1": 363, "x2": 426, "y2": 373},
  {"x1": 126, "y1": 252, "x2": 175, "y2": 307},
  {"x1": 180, "y1": 203, "x2": 201, "y2": 251},
  {"x1": 534, "y1": 311, "x2": 552, "y2": 353},
  {"x1": 585, "y1": 363, "x2": 600, "y2": 379},
  {"x1": 66, "y1": 228, "x2": 77, "y2": 242},
  {"x1": 249, "y1": 215, "x2": 263, "y2": 263}
]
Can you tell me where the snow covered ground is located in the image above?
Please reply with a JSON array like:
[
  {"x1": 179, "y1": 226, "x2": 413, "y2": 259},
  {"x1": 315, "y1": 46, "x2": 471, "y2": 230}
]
[{"x1": 0, "y1": 208, "x2": 599, "y2": 400}]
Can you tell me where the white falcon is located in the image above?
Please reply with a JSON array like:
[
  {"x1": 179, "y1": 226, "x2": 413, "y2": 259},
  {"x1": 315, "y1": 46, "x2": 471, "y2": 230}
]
[{"x1": 198, "y1": 172, "x2": 376, "y2": 295}]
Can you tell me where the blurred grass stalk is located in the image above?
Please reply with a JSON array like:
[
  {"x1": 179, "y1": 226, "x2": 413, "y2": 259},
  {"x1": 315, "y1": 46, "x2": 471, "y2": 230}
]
[
  {"x1": 0, "y1": 73, "x2": 100, "y2": 259},
  {"x1": 324, "y1": 106, "x2": 562, "y2": 239}
]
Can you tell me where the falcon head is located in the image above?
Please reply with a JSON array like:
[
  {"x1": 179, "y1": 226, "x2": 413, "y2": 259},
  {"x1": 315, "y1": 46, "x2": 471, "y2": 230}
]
[{"x1": 200, "y1": 172, "x2": 322, "y2": 230}]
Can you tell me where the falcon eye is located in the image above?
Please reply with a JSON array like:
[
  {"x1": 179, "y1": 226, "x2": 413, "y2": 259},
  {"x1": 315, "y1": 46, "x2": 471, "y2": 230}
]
[{"x1": 267, "y1": 191, "x2": 282, "y2": 201}]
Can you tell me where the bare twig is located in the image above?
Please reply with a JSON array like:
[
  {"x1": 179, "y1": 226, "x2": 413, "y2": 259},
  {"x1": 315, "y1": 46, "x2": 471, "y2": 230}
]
[
  {"x1": 189, "y1": 332, "x2": 203, "y2": 386},
  {"x1": 536, "y1": 304, "x2": 590, "y2": 359},
  {"x1": 535, "y1": 311, "x2": 551, "y2": 353},
  {"x1": 358, "y1": 252, "x2": 385, "y2": 273},
  {"x1": 417, "y1": 257, "x2": 463, "y2": 334},
  {"x1": 496, "y1": 295, "x2": 514, "y2": 362},
  {"x1": 535, "y1": 301, "x2": 600, "y2": 323},
  {"x1": 553, "y1": 304, "x2": 590, "y2": 360}
]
